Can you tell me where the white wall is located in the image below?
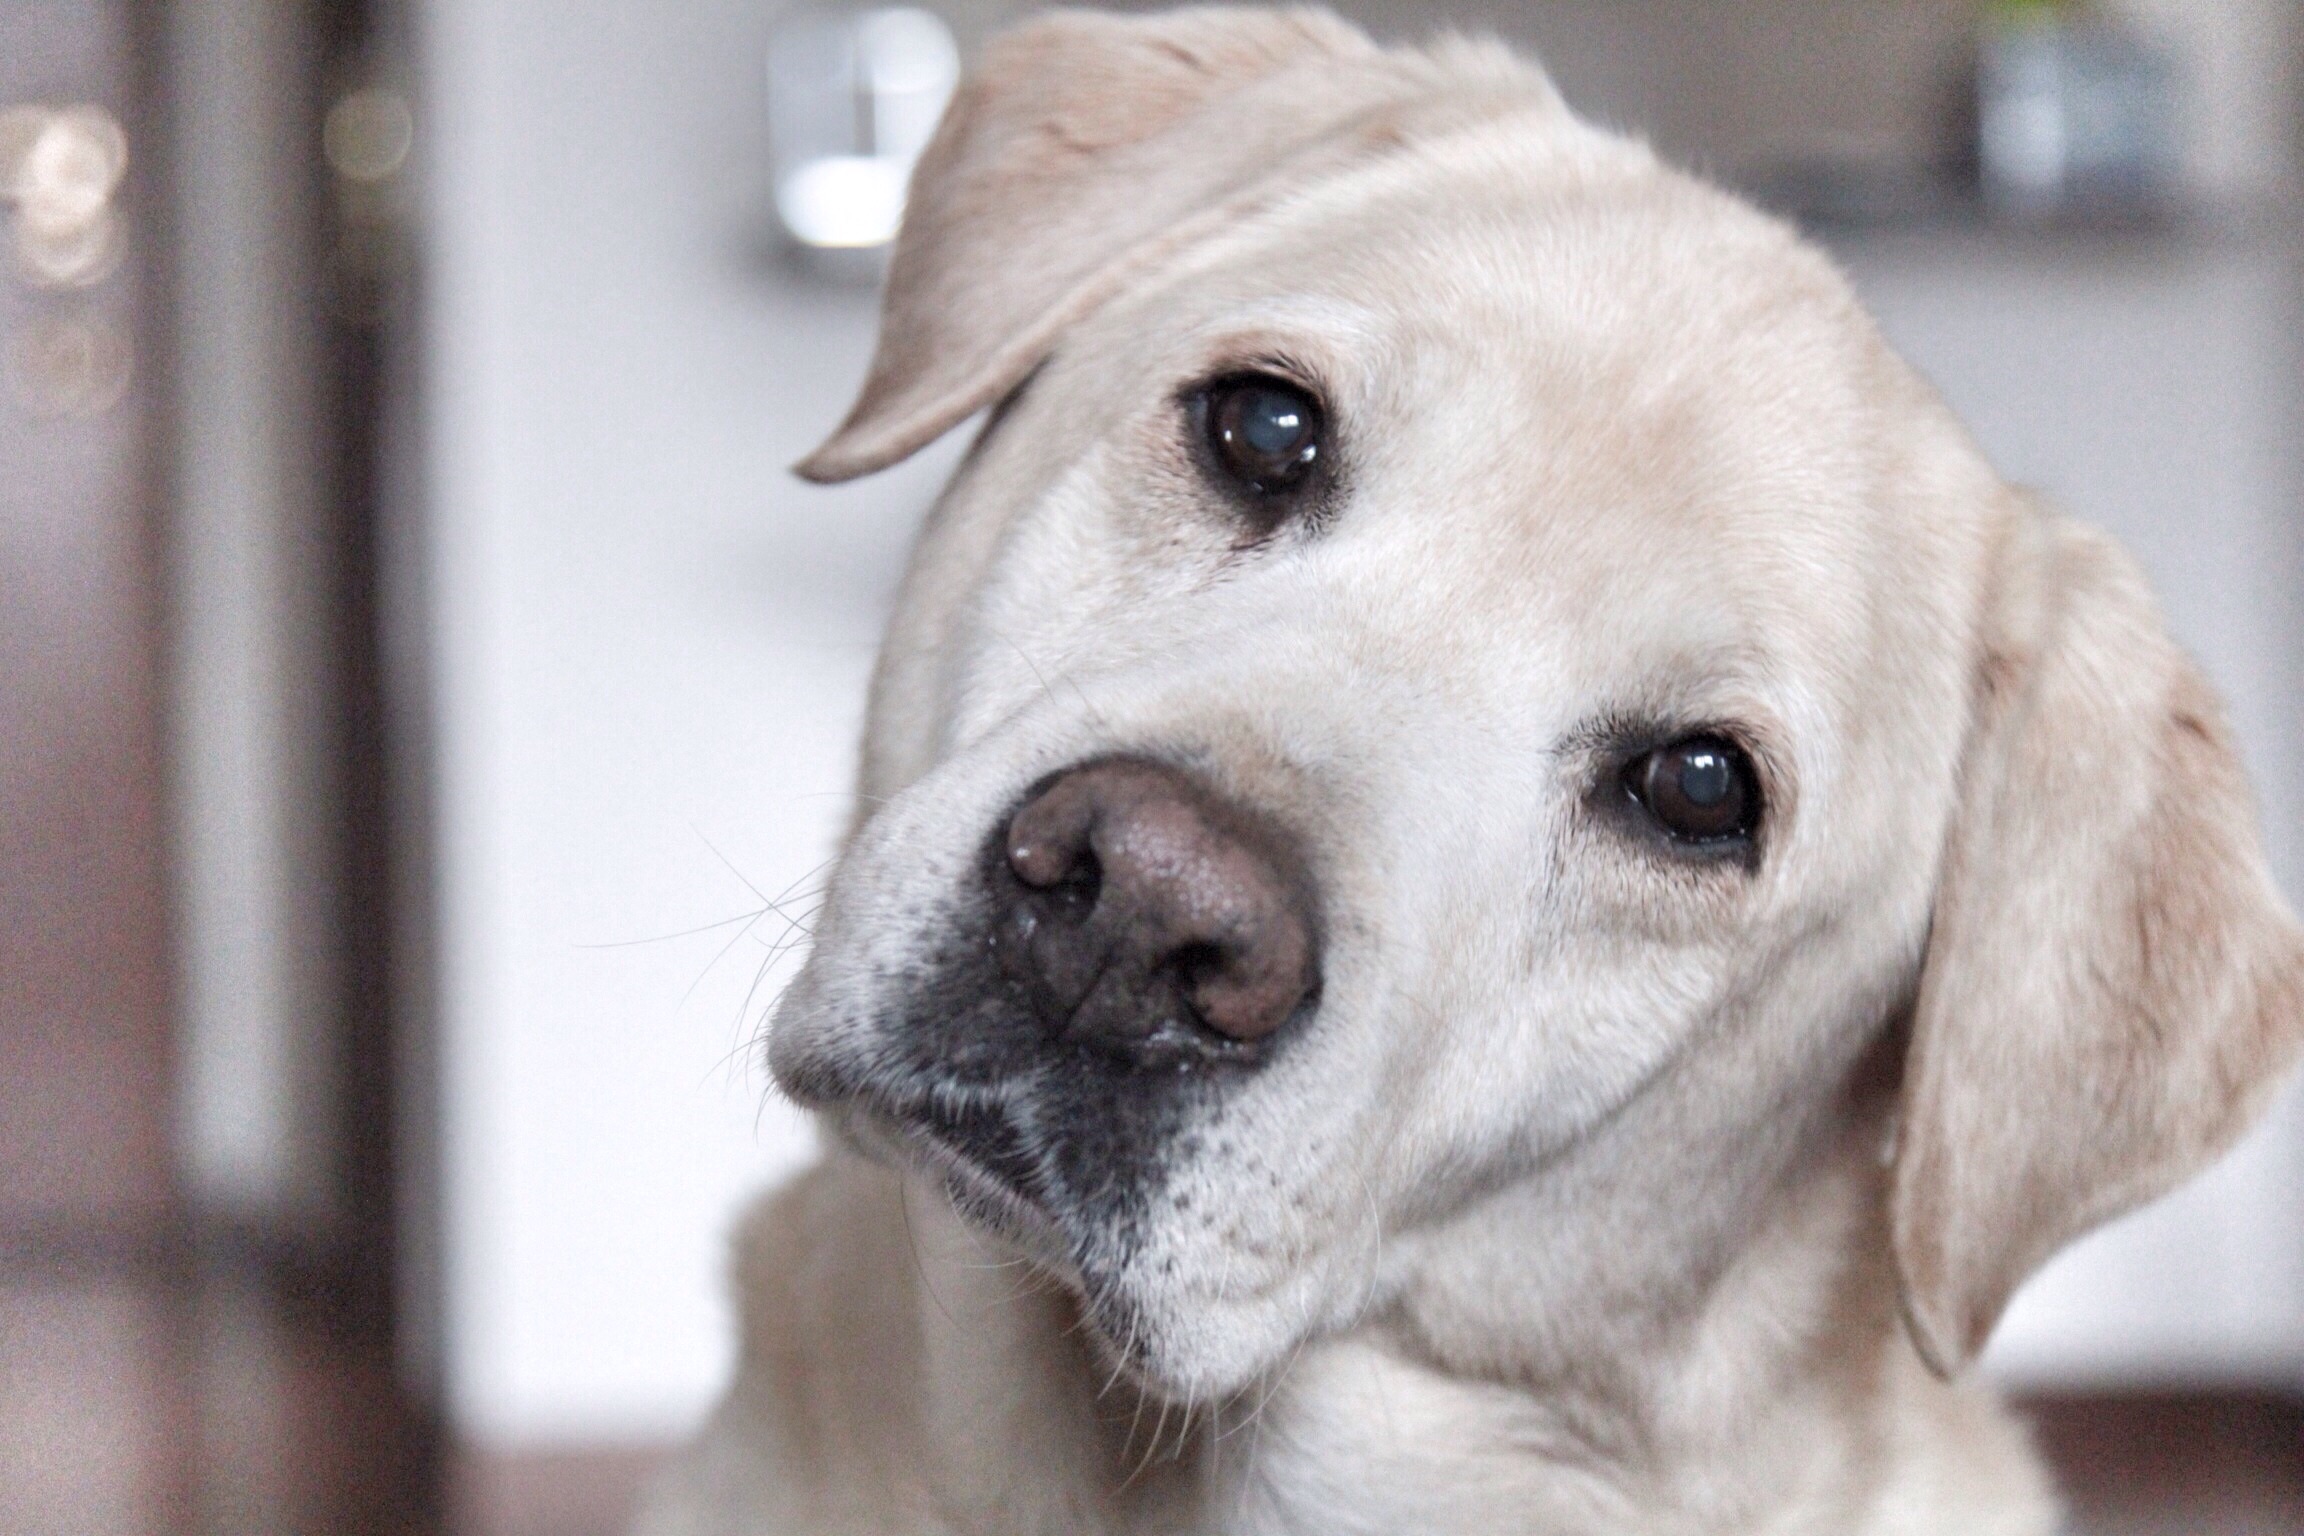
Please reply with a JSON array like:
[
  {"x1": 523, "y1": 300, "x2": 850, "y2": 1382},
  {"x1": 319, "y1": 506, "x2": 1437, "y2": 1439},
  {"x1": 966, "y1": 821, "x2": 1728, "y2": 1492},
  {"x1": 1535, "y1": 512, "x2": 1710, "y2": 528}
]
[
  {"x1": 418, "y1": 0, "x2": 966, "y2": 1445},
  {"x1": 2113, "y1": 0, "x2": 2299, "y2": 203},
  {"x1": 416, "y1": 0, "x2": 2304, "y2": 1450}
]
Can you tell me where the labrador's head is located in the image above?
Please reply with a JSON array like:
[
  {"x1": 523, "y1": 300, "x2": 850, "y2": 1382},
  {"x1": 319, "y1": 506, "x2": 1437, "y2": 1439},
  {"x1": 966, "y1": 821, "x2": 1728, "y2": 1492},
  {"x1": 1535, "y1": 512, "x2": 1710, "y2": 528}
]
[{"x1": 769, "y1": 8, "x2": 2304, "y2": 1404}]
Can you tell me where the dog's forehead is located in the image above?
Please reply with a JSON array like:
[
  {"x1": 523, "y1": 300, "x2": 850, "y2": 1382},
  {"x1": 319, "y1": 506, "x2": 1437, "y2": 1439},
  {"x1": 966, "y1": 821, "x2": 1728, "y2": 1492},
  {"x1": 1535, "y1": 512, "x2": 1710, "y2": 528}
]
[{"x1": 1157, "y1": 123, "x2": 1869, "y2": 400}]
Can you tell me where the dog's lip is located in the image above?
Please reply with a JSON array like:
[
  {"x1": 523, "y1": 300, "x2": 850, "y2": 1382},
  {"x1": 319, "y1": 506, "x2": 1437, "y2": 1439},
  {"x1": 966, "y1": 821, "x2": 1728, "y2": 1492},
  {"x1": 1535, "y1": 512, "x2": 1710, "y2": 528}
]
[
  {"x1": 780, "y1": 1027, "x2": 1073, "y2": 1251},
  {"x1": 845, "y1": 1089, "x2": 1069, "y2": 1248}
]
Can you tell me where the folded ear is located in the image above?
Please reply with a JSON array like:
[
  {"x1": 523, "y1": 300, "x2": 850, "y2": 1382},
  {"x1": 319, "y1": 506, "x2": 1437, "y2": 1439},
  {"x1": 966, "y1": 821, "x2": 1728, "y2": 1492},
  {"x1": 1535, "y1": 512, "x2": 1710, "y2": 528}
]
[
  {"x1": 1891, "y1": 505, "x2": 2304, "y2": 1376},
  {"x1": 796, "y1": 5, "x2": 1559, "y2": 483}
]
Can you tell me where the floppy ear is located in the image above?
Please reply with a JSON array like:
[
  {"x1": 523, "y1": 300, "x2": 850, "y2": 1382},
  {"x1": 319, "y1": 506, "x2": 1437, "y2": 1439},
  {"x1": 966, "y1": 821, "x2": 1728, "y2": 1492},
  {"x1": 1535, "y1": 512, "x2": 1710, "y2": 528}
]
[
  {"x1": 1890, "y1": 504, "x2": 2304, "y2": 1376},
  {"x1": 797, "y1": 6, "x2": 1559, "y2": 483}
]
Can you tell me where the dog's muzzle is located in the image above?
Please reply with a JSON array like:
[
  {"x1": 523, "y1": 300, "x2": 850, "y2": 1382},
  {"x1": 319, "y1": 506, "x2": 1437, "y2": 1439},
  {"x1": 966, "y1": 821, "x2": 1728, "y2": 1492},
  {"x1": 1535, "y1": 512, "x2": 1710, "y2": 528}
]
[{"x1": 776, "y1": 756, "x2": 1321, "y2": 1248}]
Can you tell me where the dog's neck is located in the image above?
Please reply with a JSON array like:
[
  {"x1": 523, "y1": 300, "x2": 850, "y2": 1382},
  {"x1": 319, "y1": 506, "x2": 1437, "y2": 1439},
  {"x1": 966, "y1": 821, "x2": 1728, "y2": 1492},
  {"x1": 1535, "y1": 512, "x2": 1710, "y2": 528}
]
[
  {"x1": 1386, "y1": 1022, "x2": 1908, "y2": 1405},
  {"x1": 1291, "y1": 1085, "x2": 1903, "y2": 1517}
]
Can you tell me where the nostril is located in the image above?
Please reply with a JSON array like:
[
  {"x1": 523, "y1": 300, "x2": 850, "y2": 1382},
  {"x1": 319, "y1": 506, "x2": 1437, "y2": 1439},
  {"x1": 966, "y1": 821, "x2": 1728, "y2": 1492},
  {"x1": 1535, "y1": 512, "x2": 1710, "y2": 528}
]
[
  {"x1": 1182, "y1": 916, "x2": 1309, "y2": 1044},
  {"x1": 1170, "y1": 939, "x2": 1229, "y2": 996},
  {"x1": 1007, "y1": 773, "x2": 1104, "y2": 921},
  {"x1": 1036, "y1": 847, "x2": 1100, "y2": 923}
]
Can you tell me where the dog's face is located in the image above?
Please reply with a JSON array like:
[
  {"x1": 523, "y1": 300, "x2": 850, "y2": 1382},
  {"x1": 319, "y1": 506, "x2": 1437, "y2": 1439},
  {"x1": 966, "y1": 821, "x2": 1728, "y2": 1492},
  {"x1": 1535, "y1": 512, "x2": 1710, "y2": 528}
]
[{"x1": 770, "y1": 10, "x2": 2304, "y2": 1406}]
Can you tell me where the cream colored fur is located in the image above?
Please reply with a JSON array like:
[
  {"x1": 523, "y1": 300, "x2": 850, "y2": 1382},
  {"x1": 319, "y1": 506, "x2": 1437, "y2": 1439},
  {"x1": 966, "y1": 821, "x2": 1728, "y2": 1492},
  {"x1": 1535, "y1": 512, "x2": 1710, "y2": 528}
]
[{"x1": 637, "y1": 10, "x2": 2304, "y2": 1533}]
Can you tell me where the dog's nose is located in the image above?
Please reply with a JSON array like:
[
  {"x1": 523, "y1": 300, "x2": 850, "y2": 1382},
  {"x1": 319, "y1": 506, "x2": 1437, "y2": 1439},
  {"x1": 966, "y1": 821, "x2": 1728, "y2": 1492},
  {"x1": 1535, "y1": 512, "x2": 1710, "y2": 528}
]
[{"x1": 996, "y1": 759, "x2": 1315, "y2": 1058}]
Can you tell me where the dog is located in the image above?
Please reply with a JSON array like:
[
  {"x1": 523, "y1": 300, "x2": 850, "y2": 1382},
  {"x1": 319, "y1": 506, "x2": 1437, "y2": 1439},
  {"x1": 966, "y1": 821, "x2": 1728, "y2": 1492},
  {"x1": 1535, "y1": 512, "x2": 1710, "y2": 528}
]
[{"x1": 638, "y1": 9, "x2": 2304, "y2": 1532}]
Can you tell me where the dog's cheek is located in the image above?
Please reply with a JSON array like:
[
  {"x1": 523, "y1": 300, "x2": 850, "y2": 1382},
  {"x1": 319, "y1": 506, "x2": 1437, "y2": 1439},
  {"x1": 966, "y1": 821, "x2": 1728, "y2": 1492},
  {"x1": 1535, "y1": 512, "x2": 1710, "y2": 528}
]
[{"x1": 1106, "y1": 1147, "x2": 1364, "y2": 1399}]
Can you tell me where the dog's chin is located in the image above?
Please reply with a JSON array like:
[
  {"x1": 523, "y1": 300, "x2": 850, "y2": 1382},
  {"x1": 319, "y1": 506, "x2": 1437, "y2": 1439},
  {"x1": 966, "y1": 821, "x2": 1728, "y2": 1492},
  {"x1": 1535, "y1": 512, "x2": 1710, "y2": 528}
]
[
  {"x1": 1091, "y1": 1291, "x2": 1316, "y2": 1411},
  {"x1": 824, "y1": 1101, "x2": 1286, "y2": 1405}
]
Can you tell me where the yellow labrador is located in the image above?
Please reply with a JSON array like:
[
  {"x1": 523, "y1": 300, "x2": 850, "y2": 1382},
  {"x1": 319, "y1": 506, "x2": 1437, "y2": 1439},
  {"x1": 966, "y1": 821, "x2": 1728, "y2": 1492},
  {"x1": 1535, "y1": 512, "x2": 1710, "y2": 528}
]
[{"x1": 641, "y1": 10, "x2": 2304, "y2": 1532}]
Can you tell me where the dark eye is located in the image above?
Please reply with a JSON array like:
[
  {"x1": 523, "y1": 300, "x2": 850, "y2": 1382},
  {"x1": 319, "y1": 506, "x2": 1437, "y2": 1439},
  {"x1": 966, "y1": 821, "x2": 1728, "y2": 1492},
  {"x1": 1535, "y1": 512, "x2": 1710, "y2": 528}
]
[
  {"x1": 1202, "y1": 375, "x2": 1323, "y2": 497},
  {"x1": 1626, "y1": 735, "x2": 1761, "y2": 845}
]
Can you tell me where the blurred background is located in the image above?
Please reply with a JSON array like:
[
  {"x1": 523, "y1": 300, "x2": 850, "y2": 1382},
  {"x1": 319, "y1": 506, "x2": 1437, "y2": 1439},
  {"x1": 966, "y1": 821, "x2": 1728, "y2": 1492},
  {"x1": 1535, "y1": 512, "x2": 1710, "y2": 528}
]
[{"x1": 2, "y1": 0, "x2": 2299, "y2": 1532}]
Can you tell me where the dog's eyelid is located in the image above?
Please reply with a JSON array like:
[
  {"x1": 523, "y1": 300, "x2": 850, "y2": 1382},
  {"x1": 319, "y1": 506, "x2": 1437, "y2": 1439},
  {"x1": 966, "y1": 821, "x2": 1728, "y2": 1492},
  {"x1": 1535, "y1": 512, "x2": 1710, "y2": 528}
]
[
  {"x1": 1176, "y1": 359, "x2": 1328, "y2": 407},
  {"x1": 1174, "y1": 334, "x2": 1335, "y2": 397},
  {"x1": 1560, "y1": 713, "x2": 1752, "y2": 760},
  {"x1": 1241, "y1": 352, "x2": 1323, "y2": 392}
]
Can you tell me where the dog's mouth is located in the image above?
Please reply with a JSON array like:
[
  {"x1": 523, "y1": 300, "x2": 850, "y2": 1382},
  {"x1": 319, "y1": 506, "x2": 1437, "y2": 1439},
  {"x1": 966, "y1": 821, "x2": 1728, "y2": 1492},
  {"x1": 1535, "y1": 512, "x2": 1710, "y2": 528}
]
[{"x1": 840, "y1": 1086, "x2": 1072, "y2": 1253}]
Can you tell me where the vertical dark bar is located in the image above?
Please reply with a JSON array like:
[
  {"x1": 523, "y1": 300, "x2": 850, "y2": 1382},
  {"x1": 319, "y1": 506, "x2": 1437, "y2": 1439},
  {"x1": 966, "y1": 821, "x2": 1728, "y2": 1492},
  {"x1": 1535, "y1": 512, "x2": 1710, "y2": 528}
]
[{"x1": 311, "y1": 0, "x2": 447, "y2": 1526}]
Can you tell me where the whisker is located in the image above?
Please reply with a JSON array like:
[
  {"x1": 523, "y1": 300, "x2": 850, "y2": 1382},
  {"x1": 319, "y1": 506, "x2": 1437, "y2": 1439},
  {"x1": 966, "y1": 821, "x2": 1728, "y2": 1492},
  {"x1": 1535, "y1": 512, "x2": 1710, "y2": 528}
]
[
  {"x1": 899, "y1": 1173, "x2": 962, "y2": 1330},
  {"x1": 679, "y1": 906, "x2": 779, "y2": 1013},
  {"x1": 574, "y1": 907, "x2": 768, "y2": 949},
  {"x1": 691, "y1": 825, "x2": 777, "y2": 906},
  {"x1": 993, "y1": 629, "x2": 1114, "y2": 737},
  {"x1": 1122, "y1": 1395, "x2": 1172, "y2": 1488}
]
